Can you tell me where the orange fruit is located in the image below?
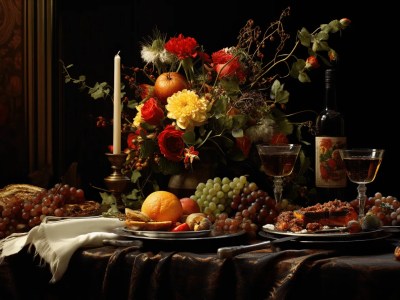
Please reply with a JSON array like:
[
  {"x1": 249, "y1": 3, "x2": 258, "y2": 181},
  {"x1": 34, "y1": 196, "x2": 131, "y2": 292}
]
[{"x1": 141, "y1": 191, "x2": 183, "y2": 222}]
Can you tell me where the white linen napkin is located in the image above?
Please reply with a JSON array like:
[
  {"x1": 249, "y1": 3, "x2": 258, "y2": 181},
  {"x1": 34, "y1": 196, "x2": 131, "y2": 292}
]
[{"x1": 0, "y1": 216, "x2": 125, "y2": 283}]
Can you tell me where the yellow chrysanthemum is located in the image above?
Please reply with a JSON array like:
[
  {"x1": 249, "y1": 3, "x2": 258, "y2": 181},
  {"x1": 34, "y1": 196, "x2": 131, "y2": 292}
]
[
  {"x1": 133, "y1": 104, "x2": 144, "y2": 127},
  {"x1": 166, "y1": 89, "x2": 209, "y2": 130}
]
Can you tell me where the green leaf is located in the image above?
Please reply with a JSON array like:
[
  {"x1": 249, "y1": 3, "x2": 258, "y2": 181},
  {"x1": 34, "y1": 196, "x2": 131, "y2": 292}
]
[
  {"x1": 125, "y1": 188, "x2": 141, "y2": 200},
  {"x1": 182, "y1": 130, "x2": 196, "y2": 144},
  {"x1": 127, "y1": 99, "x2": 138, "y2": 109},
  {"x1": 211, "y1": 94, "x2": 229, "y2": 115},
  {"x1": 328, "y1": 20, "x2": 341, "y2": 33},
  {"x1": 272, "y1": 110, "x2": 293, "y2": 135},
  {"x1": 271, "y1": 80, "x2": 290, "y2": 104},
  {"x1": 312, "y1": 40, "x2": 330, "y2": 52},
  {"x1": 298, "y1": 71, "x2": 311, "y2": 83},
  {"x1": 315, "y1": 31, "x2": 329, "y2": 42},
  {"x1": 298, "y1": 27, "x2": 312, "y2": 47},
  {"x1": 90, "y1": 88, "x2": 106, "y2": 100},
  {"x1": 219, "y1": 78, "x2": 241, "y2": 95},
  {"x1": 131, "y1": 169, "x2": 142, "y2": 183},
  {"x1": 99, "y1": 192, "x2": 115, "y2": 206},
  {"x1": 290, "y1": 60, "x2": 306, "y2": 79}
]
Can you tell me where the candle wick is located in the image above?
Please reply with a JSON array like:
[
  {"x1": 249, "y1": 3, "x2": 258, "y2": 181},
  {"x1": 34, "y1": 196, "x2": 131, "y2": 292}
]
[{"x1": 116, "y1": 50, "x2": 120, "y2": 56}]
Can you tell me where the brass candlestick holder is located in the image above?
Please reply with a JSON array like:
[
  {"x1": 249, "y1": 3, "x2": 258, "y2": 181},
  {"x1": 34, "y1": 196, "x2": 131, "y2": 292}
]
[{"x1": 104, "y1": 153, "x2": 131, "y2": 212}]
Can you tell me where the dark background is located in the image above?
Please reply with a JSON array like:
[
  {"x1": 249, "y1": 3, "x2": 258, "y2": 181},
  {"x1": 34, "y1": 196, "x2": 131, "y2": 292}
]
[{"x1": 55, "y1": 0, "x2": 397, "y2": 201}]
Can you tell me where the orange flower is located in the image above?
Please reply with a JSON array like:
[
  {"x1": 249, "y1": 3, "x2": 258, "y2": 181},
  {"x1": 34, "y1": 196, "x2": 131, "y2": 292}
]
[{"x1": 305, "y1": 56, "x2": 320, "y2": 69}]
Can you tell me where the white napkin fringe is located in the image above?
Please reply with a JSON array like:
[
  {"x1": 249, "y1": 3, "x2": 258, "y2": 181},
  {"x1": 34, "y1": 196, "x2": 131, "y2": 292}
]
[{"x1": 0, "y1": 217, "x2": 125, "y2": 282}]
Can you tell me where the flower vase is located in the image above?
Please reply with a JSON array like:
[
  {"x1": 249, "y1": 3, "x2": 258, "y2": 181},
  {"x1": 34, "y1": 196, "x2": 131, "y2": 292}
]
[{"x1": 168, "y1": 163, "x2": 214, "y2": 198}]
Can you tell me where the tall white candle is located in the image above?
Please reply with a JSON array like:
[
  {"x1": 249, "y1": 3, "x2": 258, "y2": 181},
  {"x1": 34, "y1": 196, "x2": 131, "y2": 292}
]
[{"x1": 113, "y1": 51, "x2": 121, "y2": 154}]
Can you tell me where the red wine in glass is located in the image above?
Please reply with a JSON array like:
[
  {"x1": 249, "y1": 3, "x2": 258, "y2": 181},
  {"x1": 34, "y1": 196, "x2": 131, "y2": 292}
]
[
  {"x1": 256, "y1": 144, "x2": 301, "y2": 205},
  {"x1": 339, "y1": 149, "x2": 384, "y2": 220},
  {"x1": 341, "y1": 157, "x2": 382, "y2": 184},
  {"x1": 259, "y1": 153, "x2": 299, "y2": 177}
]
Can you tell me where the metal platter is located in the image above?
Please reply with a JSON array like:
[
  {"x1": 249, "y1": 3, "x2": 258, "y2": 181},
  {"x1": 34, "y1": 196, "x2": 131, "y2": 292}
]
[
  {"x1": 112, "y1": 227, "x2": 248, "y2": 252},
  {"x1": 262, "y1": 225, "x2": 385, "y2": 240},
  {"x1": 259, "y1": 230, "x2": 392, "y2": 248},
  {"x1": 122, "y1": 227, "x2": 211, "y2": 238}
]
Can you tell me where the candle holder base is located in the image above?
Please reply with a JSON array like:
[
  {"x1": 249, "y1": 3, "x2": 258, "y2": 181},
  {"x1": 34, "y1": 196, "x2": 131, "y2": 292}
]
[{"x1": 104, "y1": 153, "x2": 131, "y2": 212}]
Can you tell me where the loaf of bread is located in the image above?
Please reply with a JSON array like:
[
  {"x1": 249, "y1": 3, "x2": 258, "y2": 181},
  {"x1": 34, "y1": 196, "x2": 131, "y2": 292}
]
[{"x1": 124, "y1": 208, "x2": 173, "y2": 231}]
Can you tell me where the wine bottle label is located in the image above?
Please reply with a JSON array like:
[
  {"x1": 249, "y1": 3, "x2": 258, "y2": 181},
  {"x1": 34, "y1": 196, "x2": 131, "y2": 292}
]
[{"x1": 315, "y1": 136, "x2": 347, "y2": 188}]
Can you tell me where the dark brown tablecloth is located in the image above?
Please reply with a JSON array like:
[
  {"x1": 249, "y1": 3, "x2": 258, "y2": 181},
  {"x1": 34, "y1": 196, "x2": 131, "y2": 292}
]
[{"x1": 1, "y1": 236, "x2": 400, "y2": 300}]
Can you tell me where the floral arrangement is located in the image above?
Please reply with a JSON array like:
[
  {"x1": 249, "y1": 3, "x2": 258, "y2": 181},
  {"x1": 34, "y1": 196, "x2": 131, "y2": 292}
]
[{"x1": 61, "y1": 7, "x2": 351, "y2": 207}]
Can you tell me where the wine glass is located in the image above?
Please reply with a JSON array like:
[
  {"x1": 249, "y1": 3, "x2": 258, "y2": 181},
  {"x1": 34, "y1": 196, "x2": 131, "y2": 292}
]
[
  {"x1": 256, "y1": 144, "x2": 301, "y2": 205},
  {"x1": 339, "y1": 148, "x2": 384, "y2": 220}
]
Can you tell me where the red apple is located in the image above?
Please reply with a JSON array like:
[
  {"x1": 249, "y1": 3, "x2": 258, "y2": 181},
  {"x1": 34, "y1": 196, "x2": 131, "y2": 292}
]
[
  {"x1": 180, "y1": 197, "x2": 201, "y2": 215},
  {"x1": 154, "y1": 72, "x2": 188, "y2": 104}
]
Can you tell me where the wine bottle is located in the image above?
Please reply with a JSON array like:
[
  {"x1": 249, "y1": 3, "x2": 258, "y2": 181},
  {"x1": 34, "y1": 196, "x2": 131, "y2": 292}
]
[{"x1": 315, "y1": 68, "x2": 347, "y2": 202}]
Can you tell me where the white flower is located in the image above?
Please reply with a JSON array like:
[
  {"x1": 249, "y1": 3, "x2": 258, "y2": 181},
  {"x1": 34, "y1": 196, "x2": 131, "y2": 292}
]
[
  {"x1": 245, "y1": 117, "x2": 276, "y2": 143},
  {"x1": 141, "y1": 46, "x2": 175, "y2": 65}
]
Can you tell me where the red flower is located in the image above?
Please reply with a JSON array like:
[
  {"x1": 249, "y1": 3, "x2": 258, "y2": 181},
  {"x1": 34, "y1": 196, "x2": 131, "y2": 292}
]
[
  {"x1": 211, "y1": 49, "x2": 246, "y2": 83},
  {"x1": 305, "y1": 56, "x2": 320, "y2": 69},
  {"x1": 141, "y1": 98, "x2": 164, "y2": 126},
  {"x1": 157, "y1": 125, "x2": 185, "y2": 162},
  {"x1": 127, "y1": 130, "x2": 143, "y2": 150},
  {"x1": 165, "y1": 34, "x2": 199, "y2": 60},
  {"x1": 183, "y1": 146, "x2": 199, "y2": 166},
  {"x1": 235, "y1": 136, "x2": 251, "y2": 157}
]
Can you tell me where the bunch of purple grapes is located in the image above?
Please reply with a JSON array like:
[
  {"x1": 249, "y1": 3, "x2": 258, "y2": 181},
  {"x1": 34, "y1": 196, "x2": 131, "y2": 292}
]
[
  {"x1": 230, "y1": 182, "x2": 279, "y2": 227},
  {"x1": 0, "y1": 183, "x2": 85, "y2": 239}
]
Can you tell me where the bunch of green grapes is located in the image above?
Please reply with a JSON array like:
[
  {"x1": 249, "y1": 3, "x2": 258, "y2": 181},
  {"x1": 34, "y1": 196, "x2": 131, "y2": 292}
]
[{"x1": 190, "y1": 176, "x2": 249, "y2": 220}]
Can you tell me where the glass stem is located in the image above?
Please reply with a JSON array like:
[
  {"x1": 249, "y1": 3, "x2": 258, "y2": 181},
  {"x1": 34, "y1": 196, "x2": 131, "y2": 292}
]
[
  {"x1": 273, "y1": 176, "x2": 284, "y2": 205},
  {"x1": 357, "y1": 183, "x2": 367, "y2": 220}
]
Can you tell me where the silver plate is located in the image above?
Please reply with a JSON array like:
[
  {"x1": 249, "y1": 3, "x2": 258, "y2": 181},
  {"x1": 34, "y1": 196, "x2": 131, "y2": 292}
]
[
  {"x1": 259, "y1": 231, "x2": 392, "y2": 246},
  {"x1": 262, "y1": 226, "x2": 384, "y2": 240},
  {"x1": 122, "y1": 227, "x2": 211, "y2": 238},
  {"x1": 113, "y1": 227, "x2": 245, "y2": 241}
]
